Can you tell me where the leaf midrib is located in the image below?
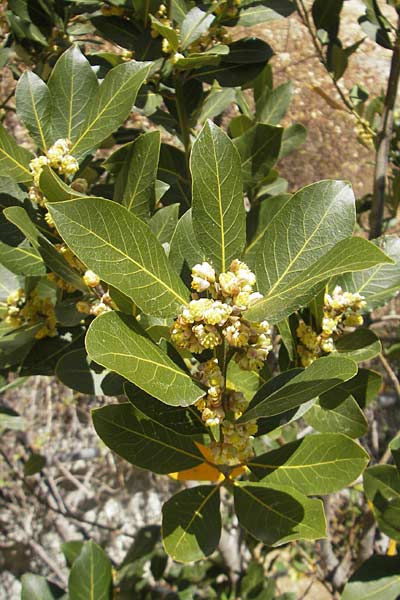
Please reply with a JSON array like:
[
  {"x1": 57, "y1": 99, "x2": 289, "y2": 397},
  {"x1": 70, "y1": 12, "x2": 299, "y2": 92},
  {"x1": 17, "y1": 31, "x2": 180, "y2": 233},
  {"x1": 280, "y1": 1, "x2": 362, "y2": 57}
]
[{"x1": 52, "y1": 208, "x2": 189, "y2": 306}]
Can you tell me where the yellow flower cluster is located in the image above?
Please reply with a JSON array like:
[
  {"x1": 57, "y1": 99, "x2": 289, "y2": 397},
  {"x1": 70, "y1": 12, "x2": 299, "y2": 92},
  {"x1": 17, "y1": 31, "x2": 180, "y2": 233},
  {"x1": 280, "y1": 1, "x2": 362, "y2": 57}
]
[
  {"x1": 212, "y1": 0, "x2": 241, "y2": 18},
  {"x1": 193, "y1": 358, "x2": 257, "y2": 466},
  {"x1": 297, "y1": 286, "x2": 366, "y2": 367},
  {"x1": 47, "y1": 244, "x2": 86, "y2": 293},
  {"x1": 76, "y1": 291, "x2": 114, "y2": 317},
  {"x1": 171, "y1": 260, "x2": 271, "y2": 371},
  {"x1": 4, "y1": 289, "x2": 57, "y2": 339},
  {"x1": 29, "y1": 138, "x2": 79, "y2": 206}
]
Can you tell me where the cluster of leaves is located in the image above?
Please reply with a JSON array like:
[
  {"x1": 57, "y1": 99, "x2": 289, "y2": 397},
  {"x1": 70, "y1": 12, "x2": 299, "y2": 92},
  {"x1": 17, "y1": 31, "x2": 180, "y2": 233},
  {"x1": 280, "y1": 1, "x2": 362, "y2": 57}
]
[
  {"x1": 0, "y1": 1, "x2": 400, "y2": 596},
  {"x1": 21, "y1": 533, "x2": 298, "y2": 600}
]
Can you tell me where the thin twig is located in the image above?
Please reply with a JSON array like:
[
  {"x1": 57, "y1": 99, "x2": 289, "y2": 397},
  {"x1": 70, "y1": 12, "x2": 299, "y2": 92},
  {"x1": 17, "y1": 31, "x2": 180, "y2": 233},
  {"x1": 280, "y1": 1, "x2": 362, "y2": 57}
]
[
  {"x1": 379, "y1": 353, "x2": 400, "y2": 399},
  {"x1": 370, "y1": 16, "x2": 400, "y2": 238}
]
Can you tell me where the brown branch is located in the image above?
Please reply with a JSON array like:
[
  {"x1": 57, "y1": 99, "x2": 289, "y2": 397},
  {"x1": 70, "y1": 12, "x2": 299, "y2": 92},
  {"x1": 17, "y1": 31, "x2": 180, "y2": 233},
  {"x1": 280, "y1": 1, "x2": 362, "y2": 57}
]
[
  {"x1": 370, "y1": 16, "x2": 400, "y2": 238},
  {"x1": 379, "y1": 353, "x2": 400, "y2": 399}
]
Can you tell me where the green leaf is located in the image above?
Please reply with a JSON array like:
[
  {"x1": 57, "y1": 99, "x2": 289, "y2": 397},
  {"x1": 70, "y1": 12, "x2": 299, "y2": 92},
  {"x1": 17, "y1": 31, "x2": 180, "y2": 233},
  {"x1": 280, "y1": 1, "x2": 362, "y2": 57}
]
[
  {"x1": 150, "y1": 16, "x2": 179, "y2": 51},
  {"x1": 169, "y1": 209, "x2": 205, "y2": 282},
  {"x1": 256, "y1": 82, "x2": 293, "y2": 125},
  {"x1": 47, "y1": 44, "x2": 99, "y2": 142},
  {"x1": 240, "y1": 355, "x2": 358, "y2": 422},
  {"x1": 162, "y1": 485, "x2": 221, "y2": 562},
  {"x1": 92, "y1": 402, "x2": 203, "y2": 473},
  {"x1": 341, "y1": 555, "x2": 400, "y2": 600},
  {"x1": 198, "y1": 85, "x2": 236, "y2": 125},
  {"x1": 334, "y1": 329, "x2": 381, "y2": 362},
  {"x1": 248, "y1": 433, "x2": 368, "y2": 495},
  {"x1": 86, "y1": 312, "x2": 202, "y2": 406},
  {"x1": 279, "y1": 123, "x2": 307, "y2": 159},
  {"x1": 191, "y1": 121, "x2": 245, "y2": 272},
  {"x1": 0, "y1": 240, "x2": 45, "y2": 276},
  {"x1": 339, "y1": 367, "x2": 382, "y2": 408},
  {"x1": 364, "y1": 465, "x2": 400, "y2": 541},
  {"x1": 0, "y1": 123, "x2": 33, "y2": 183},
  {"x1": 4, "y1": 206, "x2": 86, "y2": 292},
  {"x1": 180, "y1": 7, "x2": 215, "y2": 50},
  {"x1": 304, "y1": 389, "x2": 368, "y2": 438},
  {"x1": 334, "y1": 236, "x2": 400, "y2": 310},
  {"x1": 62, "y1": 541, "x2": 84, "y2": 567},
  {"x1": 245, "y1": 194, "x2": 291, "y2": 267},
  {"x1": 238, "y1": 1, "x2": 295, "y2": 26},
  {"x1": 70, "y1": 61, "x2": 151, "y2": 159},
  {"x1": 312, "y1": 0, "x2": 343, "y2": 41},
  {"x1": 125, "y1": 383, "x2": 206, "y2": 436},
  {"x1": 234, "y1": 482, "x2": 326, "y2": 546},
  {"x1": 118, "y1": 131, "x2": 160, "y2": 219},
  {"x1": 39, "y1": 166, "x2": 84, "y2": 202},
  {"x1": 0, "y1": 263, "x2": 19, "y2": 302},
  {"x1": 21, "y1": 574, "x2": 55, "y2": 600},
  {"x1": 16, "y1": 71, "x2": 52, "y2": 150},
  {"x1": 158, "y1": 143, "x2": 191, "y2": 208},
  {"x1": 248, "y1": 236, "x2": 393, "y2": 323},
  {"x1": 150, "y1": 204, "x2": 180, "y2": 245},
  {"x1": 233, "y1": 124, "x2": 282, "y2": 191},
  {"x1": 247, "y1": 180, "x2": 355, "y2": 317},
  {"x1": 68, "y1": 540, "x2": 112, "y2": 600},
  {"x1": 229, "y1": 115, "x2": 254, "y2": 138},
  {"x1": 390, "y1": 434, "x2": 400, "y2": 471},
  {"x1": 48, "y1": 198, "x2": 189, "y2": 318},
  {"x1": 56, "y1": 348, "x2": 123, "y2": 396}
]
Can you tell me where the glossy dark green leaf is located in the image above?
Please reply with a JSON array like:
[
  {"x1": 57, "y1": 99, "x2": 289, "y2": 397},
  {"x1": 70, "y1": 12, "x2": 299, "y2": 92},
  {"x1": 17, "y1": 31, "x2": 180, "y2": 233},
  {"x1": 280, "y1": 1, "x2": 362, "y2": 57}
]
[
  {"x1": 62, "y1": 541, "x2": 84, "y2": 567},
  {"x1": 234, "y1": 482, "x2": 326, "y2": 546},
  {"x1": 92, "y1": 402, "x2": 203, "y2": 473},
  {"x1": 364, "y1": 465, "x2": 400, "y2": 541},
  {"x1": 334, "y1": 236, "x2": 400, "y2": 310},
  {"x1": 341, "y1": 555, "x2": 400, "y2": 600},
  {"x1": 47, "y1": 44, "x2": 99, "y2": 142},
  {"x1": 304, "y1": 388, "x2": 368, "y2": 438},
  {"x1": 240, "y1": 355, "x2": 358, "y2": 422},
  {"x1": 86, "y1": 312, "x2": 202, "y2": 407},
  {"x1": 0, "y1": 123, "x2": 33, "y2": 183},
  {"x1": 118, "y1": 131, "x2": 160, "y2": 219},
  {"x1": 68, "y1": 540, "x2": 112, "y2": 600},
  {"x1": 191, "y1": 121, "x2": 245, "y2": 272},
  {"x1": 16, "y1": 71, "x2": 52, "y2": 150},
  {"x1": 229, "y1": 115, "x2": 254, "y2": 138},
  {"x1": 233, "y1": 124, "x2": 282, "y2": 190},
  {"x1": 21, "y1": 574, "x2": 55, "y2": 600},
  {"x1": 180, "y1": 7, "x2": 215, "y2": 49},
  {"x1": 334, "y1": 329, "x2": 381, "y2": 362},
  {"x1": 70, "y1": 61, "x2": 151, "y2": 159},
  {"x1": 162, "y1": 485, "x2": 221, "y2": 562},
  {"x1": 0, "y1": 240, "x2": 45, "y2": 276},
  {"x1": 48, "y1": 198, "x2": 189, "y2": 318},
  {"x1": 248, "y1": 433, "x2": 368, "y2": 494},
  {"x1": 125, "y1": 383, "x2": 206, "y2": 436}
]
